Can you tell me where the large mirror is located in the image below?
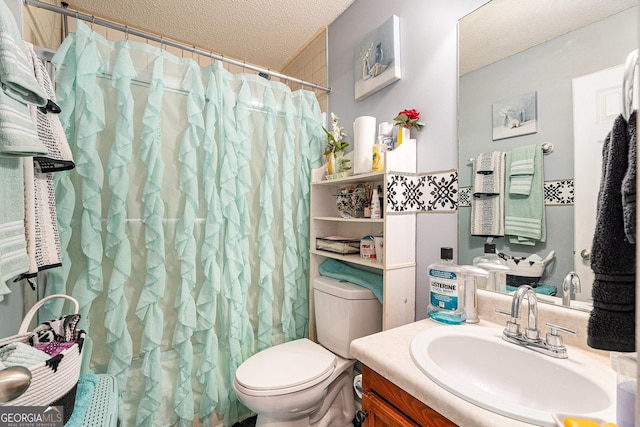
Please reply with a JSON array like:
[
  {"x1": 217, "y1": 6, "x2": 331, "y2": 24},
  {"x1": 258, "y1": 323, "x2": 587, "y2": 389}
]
[{"x1": 457, "y1": 0, "x2": 637, "y2": 309}]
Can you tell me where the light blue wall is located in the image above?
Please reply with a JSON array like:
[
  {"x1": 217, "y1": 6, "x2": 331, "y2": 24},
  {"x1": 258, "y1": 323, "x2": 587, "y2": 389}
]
[
  {"x1": 328, "y1": 0, "x2": 487, "y2": 320},
  {"x1": 457, "y1": 8, "x2": 637, "y2": 289}
]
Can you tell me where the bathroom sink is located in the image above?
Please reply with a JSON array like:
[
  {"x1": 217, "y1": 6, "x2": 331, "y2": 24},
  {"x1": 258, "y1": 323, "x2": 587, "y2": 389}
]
[{"x1": 410, "y1": 325, "x2": 616, "y2": 426}]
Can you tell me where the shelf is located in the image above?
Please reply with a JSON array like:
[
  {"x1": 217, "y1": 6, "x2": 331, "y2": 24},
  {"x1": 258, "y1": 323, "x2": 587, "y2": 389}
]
[
  {"x1": 311, "y1": 249, "x2": 416, "y2": 271},
  {"x1": 311, "y1": 249, "x2": 383, "y2": 270},
  {"x1": 309, "y1": 138, "x2": 416, "y2": 334},
  {"x1": 312, "y1": 171, "x2": 384, "y2": 186},
  {"x1": 314, "y1": 216, "x2": 384, "y2": 223}
]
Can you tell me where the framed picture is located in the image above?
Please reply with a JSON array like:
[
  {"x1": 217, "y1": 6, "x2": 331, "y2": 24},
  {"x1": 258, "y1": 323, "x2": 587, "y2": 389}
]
[
  {"x1": 492, "y1": 91, "x2": 538, "y2": 140},
  {"x1": 353, "y1": 15, "x2": 401, "y2": 102}
]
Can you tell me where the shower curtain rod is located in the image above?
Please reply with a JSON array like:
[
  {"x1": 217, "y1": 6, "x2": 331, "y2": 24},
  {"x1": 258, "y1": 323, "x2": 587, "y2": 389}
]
[{"x1": 23, "y1": 0, "x2": 332, "y2": 94}]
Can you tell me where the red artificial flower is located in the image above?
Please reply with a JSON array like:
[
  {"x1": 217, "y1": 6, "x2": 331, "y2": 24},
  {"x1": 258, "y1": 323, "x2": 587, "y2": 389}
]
[
  {"x1": 399, "y1": 109, "x2": 420, "y2": 121},
  {"x1": 393, "y1": 108, "x2": 425, "y2": 130}
]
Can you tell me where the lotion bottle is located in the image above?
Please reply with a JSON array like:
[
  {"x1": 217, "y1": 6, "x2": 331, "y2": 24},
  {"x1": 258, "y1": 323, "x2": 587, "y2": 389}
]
[
  {"x1": 427, "y1": 247, "x2": 465, "y2": 325},
  {"x1": 370, "y1": 186, "x2": 381, "y2": 219}
]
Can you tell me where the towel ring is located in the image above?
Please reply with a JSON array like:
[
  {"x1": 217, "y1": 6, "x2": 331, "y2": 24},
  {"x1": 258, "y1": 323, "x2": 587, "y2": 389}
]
[{"x1": 622, "y1": 49, "x2": 638, "y2": 120}]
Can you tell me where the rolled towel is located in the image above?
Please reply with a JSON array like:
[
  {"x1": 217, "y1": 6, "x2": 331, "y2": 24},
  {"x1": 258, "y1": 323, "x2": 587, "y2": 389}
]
[
  {"x1": 318, "y1": 258, "x2": 383, "y2": 303},
  {"x1": 63, "y1": 374, "x2": 100, "y2": 427},
  {"x1": 0, "y1": 342, "x2": 49, "y2": 367}
]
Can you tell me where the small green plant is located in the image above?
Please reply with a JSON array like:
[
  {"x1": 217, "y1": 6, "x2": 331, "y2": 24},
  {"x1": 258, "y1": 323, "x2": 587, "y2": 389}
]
[{"x1": 322, "y1": 113, "x2": 349, "y2": 155}]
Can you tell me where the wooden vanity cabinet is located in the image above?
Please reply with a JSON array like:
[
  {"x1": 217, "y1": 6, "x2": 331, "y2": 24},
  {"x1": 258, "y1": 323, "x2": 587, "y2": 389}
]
[{"x1": 361, "y1": 365, "x2": 458, "y2": 427}]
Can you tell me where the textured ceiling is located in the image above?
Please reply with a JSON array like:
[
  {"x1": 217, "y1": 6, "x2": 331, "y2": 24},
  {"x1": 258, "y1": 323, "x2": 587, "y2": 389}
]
[
  {"x1": 459, "y1": 0, "x2": 637, "y2": 75},
  {"x1": 64, "y1": 0, "x2": 355, "y2": 71}
]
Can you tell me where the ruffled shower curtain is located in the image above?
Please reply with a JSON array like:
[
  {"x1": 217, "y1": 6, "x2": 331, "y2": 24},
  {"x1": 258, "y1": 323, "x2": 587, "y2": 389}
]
[{"x1": 42, "y1": 21, "x2": 323, "y2": 426}]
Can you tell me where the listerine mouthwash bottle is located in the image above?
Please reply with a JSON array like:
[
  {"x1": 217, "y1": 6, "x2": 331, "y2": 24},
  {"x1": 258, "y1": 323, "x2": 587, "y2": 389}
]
[{"x1": 427, "y1": 247, "x2": 465, "y2": 324}]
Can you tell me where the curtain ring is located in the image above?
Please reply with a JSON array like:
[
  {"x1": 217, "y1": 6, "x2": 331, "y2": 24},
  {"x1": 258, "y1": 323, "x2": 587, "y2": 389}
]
[
  {"x1": 242, "y1": 60, "x2": 246, "y2": 73},
  {"x1": 124, "y1": 25, "x2": 129, "y2": 40},
  {"x1": 91, "y1": 15, "x2": 95, "y2": 30}
]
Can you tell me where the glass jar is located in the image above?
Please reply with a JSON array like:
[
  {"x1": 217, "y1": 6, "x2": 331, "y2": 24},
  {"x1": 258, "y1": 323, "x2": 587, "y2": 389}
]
[{"x1": 612, "y1": 352, "x2": 637, "y2": 427}]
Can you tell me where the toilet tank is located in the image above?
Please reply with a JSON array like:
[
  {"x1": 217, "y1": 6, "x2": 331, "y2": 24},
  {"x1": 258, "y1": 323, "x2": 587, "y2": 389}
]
[{"x1": 314, "y1": 276, "x2": 382, "y2": 358}]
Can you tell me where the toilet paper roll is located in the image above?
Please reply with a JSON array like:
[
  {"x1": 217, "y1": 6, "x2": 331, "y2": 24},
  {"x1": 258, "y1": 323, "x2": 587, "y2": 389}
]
[
  {"x1": 353, "y1": 116, "x2": 376, "y2": 174},
  {"x1": 353, "y1": 374, "x2": 363, "y2": 399}
]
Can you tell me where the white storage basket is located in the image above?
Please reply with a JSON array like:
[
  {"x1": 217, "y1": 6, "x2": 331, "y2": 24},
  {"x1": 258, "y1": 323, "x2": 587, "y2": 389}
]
[{"x1": 0, "y1": 294, "x2": 83, "y2": 410}]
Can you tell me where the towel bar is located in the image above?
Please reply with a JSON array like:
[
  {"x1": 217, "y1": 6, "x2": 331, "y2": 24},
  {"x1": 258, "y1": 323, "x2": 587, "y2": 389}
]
[{"x1": 468, "y1": 142, "x2": 553, "y2": 163}]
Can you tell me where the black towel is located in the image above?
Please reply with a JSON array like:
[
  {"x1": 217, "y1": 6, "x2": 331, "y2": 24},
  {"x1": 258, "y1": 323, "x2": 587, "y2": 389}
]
[
  {"x1": 622, "y1": 111, "x2": 636, "y2": 244},
  {"x1": 587, "y1": 114, "x2": 636, "y2": 352}
]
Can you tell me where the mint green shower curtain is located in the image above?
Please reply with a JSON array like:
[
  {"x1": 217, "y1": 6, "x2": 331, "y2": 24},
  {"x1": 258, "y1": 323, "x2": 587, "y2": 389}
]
[{"x1": 43, "y1": 21, "x2": 323, "y2": 426}]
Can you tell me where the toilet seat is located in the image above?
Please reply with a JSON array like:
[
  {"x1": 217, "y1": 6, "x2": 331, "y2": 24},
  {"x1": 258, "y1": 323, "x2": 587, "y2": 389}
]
[{"x1": 235, "y1": 339, "x2": 337, "y2": 396}]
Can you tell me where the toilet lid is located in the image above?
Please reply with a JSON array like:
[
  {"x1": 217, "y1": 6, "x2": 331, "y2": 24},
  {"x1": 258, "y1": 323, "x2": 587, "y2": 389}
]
[{"x1": 235, "y1": 339, "x2": 337, "y2": 393}]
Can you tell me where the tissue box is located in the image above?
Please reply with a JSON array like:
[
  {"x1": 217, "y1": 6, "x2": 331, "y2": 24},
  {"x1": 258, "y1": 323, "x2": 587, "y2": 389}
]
[{"x1": 316, "y1": 237, "x2": 360, "y2": 255}]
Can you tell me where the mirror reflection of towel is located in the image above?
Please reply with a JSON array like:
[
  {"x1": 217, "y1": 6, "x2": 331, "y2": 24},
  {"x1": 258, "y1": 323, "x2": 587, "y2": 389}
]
[
  {"x1": 508, "y1": 144, "x2": 536, "y2": 196},
  {"x1": 471, "y1": 151, "x2": 505, "y2": 237},
  {"x1": 472, "y1": 151, "x2": 501, "y2": 196},
  {"x1": 504, "y1": 145, "x2": 545, "y2": 246}
]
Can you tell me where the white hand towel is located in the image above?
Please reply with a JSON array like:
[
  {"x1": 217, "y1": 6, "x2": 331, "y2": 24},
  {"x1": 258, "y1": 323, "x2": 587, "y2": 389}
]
[{"x1": 471, "y1": 151, "x2": 505, "y2": 237}]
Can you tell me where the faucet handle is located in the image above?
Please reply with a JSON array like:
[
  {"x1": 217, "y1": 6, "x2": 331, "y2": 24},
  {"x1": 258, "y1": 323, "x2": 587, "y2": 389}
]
[
  {"x1": 545, "y1": 322, "x2": 577, "y2": 348},
  {"x1": 495, "y1": 309, "x2": 520, "y2": 337}
]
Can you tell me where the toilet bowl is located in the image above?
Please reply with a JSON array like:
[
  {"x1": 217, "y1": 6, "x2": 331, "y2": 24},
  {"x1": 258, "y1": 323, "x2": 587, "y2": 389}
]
[{"x1": 233, "y1": 276, "x2": 382, "y2": 427}]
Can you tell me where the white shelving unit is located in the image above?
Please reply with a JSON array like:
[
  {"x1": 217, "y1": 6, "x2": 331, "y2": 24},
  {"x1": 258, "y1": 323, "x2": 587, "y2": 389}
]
[{"x1": 309, "y1": 140, "x2": 416, "y2": 337}]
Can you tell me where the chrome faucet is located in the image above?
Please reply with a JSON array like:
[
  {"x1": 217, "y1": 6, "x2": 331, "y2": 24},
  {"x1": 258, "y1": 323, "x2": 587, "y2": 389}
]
[
  {"x1": 497, "y1": 285, "x2": 576, "y2": 359},
  {"x1": 562, "y1": 271, "x2": 581, "y2": 306}
]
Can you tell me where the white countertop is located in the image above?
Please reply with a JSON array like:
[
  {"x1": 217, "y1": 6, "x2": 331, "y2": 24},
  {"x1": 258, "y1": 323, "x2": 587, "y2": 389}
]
[{"x1": 349, "y1": 291, "x2": 612, "y2": 427}]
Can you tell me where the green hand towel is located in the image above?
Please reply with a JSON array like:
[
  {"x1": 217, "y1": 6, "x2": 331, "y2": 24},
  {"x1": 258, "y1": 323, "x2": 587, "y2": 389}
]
[
  {"x1": 508, "y1": 144, "x2": 536, "y2": 195},
  {"x1": 0, "y1": 0, "x2": 46, "y2": 106},
  {"x1": 505, "y1": 145, "x2": 546, "y2": 245},
  {"x1": 319, "y1": 258, "x2": 383, "y2": 303}
]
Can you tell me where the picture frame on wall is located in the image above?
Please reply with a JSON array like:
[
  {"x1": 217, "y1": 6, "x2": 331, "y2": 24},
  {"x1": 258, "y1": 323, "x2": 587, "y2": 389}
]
[
  {"x1": 353, "y1": 15, "x2": 401, "y2": 102},
  {"x1": 492, "y1": 91, "x2": 538, "y2": 140}
]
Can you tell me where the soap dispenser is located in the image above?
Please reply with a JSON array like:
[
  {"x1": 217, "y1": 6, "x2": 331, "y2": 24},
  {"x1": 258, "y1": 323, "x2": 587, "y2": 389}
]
[
  {"x1": 472, "y1": 243, "x2": 506, "y2": 290},
  {"x1": 462, "y1": 266, "x2": 489, "y2": 323}
]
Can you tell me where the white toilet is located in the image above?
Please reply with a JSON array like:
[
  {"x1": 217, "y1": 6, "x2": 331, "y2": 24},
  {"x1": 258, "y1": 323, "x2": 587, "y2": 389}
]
[{"x1": 233, "y1": 276, "x2": 382, "y2": 427}]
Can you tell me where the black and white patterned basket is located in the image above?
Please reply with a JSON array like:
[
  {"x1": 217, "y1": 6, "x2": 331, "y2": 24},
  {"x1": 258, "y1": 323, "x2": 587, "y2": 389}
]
[{"x1": 0, "y1": 294, "x2": 83, "y2": 423}]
